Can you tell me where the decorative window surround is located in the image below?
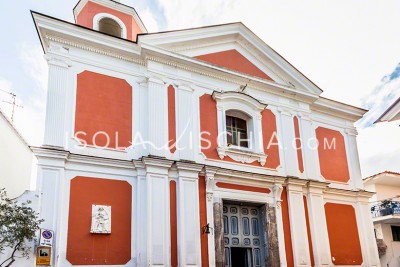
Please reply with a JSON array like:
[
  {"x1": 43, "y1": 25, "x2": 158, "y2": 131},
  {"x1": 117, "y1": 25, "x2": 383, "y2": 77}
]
[
  {"x1": 93, "y1": 13, "x2": 127, "y2": 39},
  {"x1": 212, "y1": 91, "x2": 267, "y2": 165},
  {"x1": 217, "y1": 146, "x2": 267, "y2": 165}
]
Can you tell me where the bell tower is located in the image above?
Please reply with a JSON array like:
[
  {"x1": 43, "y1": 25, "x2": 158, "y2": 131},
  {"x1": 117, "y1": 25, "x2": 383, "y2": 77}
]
[{"x1": 73, "y1": 0, "x2": 147, "y2": 41}]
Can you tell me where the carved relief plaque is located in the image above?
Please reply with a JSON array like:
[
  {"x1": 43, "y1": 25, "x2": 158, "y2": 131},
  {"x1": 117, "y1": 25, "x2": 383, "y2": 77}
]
[{"x1": 90, "y1": 205, "x2": 111, "y2": 234}]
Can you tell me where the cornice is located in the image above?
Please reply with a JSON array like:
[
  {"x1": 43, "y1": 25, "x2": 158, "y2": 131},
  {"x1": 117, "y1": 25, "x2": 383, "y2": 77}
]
[
  {"x1": 215, "y1": 167, "x2": 285, "y2": 185},
  {"x1": 141, "y1": 156, "x2": 174, "y2": 169},
  {"x1": 175, "y1": 161, "x2": 204, "y2": 173},
  {"x1": 375, "y1": 97, "x2": 400, "y2": 123},
  {"x1": 312, "y1": 97, "x2": 367, "y2": 122},
  {"x1": 324, "y1": 187, "x2": 374, "y2": 199},
  {"x1": 45, "y1": 34, "x2": 145, "y2": 65},
  {"x1": 68, "y1": 153, "x2": 134, "y2": 169},
  {"x1": 307, "y1": 180, "x2": 330, "y2": 190},
  {"x1": 32, "y1": 146, "x2": 136, "y2": 169}
]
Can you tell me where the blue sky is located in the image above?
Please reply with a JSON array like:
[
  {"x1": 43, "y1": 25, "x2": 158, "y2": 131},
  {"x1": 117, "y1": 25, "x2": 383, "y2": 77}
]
[{"x1": 1, "y1": 0, "x2": 399, "y2": 176}]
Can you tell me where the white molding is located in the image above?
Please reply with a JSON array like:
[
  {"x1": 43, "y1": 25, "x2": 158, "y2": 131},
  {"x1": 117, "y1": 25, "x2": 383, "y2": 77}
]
[
  {"x1": 212, "y1": 91, "x2": 267, "y2": 165},
  {"x1": 93, "y1": 13, "x2": 127, "y2": 39},
  {"x1": 312, "y1": 97, "x2": 367, "y2": 122},
  {"x1": 217, "y1": 146, "x2": 267, "y2": 166},
  {"x1": 376, "y1": 97, "x2": 400, "y2": 122}
]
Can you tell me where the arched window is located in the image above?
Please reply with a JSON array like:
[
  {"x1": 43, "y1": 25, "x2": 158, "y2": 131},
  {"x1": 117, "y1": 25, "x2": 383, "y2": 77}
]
[
  {"x1": 213, "y1": 91, "x2": 268, "y2": 166},
  {"x1": 98, "y1": 17, "x2": 123, "y2": 38},
  {"x1": 226, "y1": 110, "x2": 250, "y2": 148},
  {"x1": 93, "y1": 13, "x2": 127, "y2": 39}
]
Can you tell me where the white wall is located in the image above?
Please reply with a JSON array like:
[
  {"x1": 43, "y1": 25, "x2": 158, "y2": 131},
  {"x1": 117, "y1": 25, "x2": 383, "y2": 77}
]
[
  {"x1": 374, "y1": 184, "x2": 400, "y2": 202},
  {"x1": 378, "y1": 223, "x2": 400, "y2": 267},
  {"x1": 0, "y1": 191, "x2": 39, "y2": 267},
  {"x1": 0, "y1": 112, "x2": 33, "y2": 199}
]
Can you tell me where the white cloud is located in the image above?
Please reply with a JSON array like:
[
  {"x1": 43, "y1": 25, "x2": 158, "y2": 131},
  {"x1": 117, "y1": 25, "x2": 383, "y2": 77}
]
[
  {"x1": 358, "y1": 67, "x2": 400, "y2": 127},
  {"x1": 140, "y1": 7, "x2": 160, "y2": 33},
  {"x1": 358, "y1": 121, "x2": 400, "y2": 177},
  {"x1": 158, "y1": 0, "x2": 238, "y2": 30},
  {"x1": 9, "y1": 44, "x2": 49, "y2": 146},
  {"x1": 0, "y1": 78, "x2": 15, "y2": 120},
  {"x1": 19, "y1": 43, "x2": 48, "y2": 92}
]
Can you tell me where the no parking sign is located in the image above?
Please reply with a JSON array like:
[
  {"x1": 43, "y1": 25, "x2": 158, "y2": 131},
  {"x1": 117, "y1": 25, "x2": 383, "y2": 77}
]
[{"x1": 39, "y1": 229, "x2": 54, "y2": 247}]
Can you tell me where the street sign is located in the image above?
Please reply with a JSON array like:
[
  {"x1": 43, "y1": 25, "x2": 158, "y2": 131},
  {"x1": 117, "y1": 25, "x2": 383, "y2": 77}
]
[
  {"x1": 36, "y1": 247, "x2": 51, "y2": 266},
  {"x1": 39, "y1": 229, "x2": 54, "y2": 247}
]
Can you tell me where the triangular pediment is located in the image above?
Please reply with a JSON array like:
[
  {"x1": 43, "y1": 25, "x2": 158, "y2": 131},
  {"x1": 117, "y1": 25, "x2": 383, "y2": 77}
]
[
  {"x1": 195, "y1": 49, "x2": 274, "y2": 81},
  {"x1": 139, "y1": 23, "x2": 322, "y2": 96}
]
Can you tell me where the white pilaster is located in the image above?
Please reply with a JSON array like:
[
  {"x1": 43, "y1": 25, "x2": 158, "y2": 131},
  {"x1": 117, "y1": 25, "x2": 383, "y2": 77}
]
[
  {"x1": 278, "y1": 108, "x2": 299, "y2": 177},
  {"x1": 286, "y1": 179, "x2": 311, "y2": 267},
  {"x1": 176, "y1": 84, "x2": 195, "y2": 161},
  {"x1": 148, "y1": 75, "x2": 168, "y2": 157},
  {"x1": 216, "y1": 104, "x2": 226, "y2": 148},
  {"x1": 33, "y1": 148, "x2": 68, "y2": 266},
  {"x1": 176, "y1": 162, "x2": 203, "y2": 266},
  {"x1": 345, "y1": 128, "x2": 363, "y2": 190},
  {"x1": 273, "y1": 184, "x2": 287, "y2": 267},
  {"x1": 43, "y1": 55, "x2": 71, "y2": 148},
  {"x1": 134, "y1": 161, "x2": 147, "y2": 266},
  {"x1": 298, "y1": 113, "x2": 320, "y2": 181},
  {"x1": 306, "y1": 182, "x2": 332, "y2": 267},
  {"x1": 143, "y1": 157, "x2": 173, "y2": 266},
  {"x1": 253, "y1": 113, "x2": 264, "y2": 153},
  {"x1": 205, "y1": 167, "x2": 218, "y2": 267},
  {"x1": 355, "y1": 194, "x2": 380, "y2": 267}
]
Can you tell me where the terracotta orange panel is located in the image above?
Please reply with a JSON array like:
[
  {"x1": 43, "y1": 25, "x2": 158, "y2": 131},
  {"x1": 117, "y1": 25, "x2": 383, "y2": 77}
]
[
  {"x1": 216, "y1": 182, "x2": 271, "y2": 194},
  {"x1": 170, "y1": 181, "x2": 178, "y2": 267},
  {"x1": 198, "y1": 176, "x2": 209, "y2": 267},
  {"x1": 262, "y1": 109, "x2": 280, "y2": 169},
  {"x1": 75, "y1": 71, "x2": 132, "y2": 150},
  {"x1": 303, "y1": 196, "x2": 315, "y2": 267},
  {"x1": 315, "y1": 127, "x2": 350, "y2": 183},
  {"x1": 76, "y1": 1, "x2": 142, "y2": 41},
  {"x1": 293, "y1": 116, "x2": 304, "y2": 173},
  {"x1": 199, "y1": 94, "x2": 220, "y2": 159},
  {"x1": 281, "y1": 187, "x2": 294, "y2": 267},
  {"x1": 324, "y1": 203, "x2": 363, "y2": 265},
  {"x1": 168, "y1": 85, "x2": 177, "y2": 153},
  {"x1": 66, "y1": 176, "x2": 132, "y2": 265},
  {"x1": 195, "y1": 50, "x2": 273, "y2": 81}
]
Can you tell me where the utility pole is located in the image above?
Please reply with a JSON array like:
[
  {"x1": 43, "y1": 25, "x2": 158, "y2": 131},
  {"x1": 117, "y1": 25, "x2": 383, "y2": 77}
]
[{"x1": 0, "y1": 88, "x2": 23, "y2": 123}]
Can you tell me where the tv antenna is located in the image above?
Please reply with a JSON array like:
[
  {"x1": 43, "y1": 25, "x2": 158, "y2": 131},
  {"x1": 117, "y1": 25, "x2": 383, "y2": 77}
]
[{"x1": 0, "y1": 88, "x2": 23, "y2": 123}]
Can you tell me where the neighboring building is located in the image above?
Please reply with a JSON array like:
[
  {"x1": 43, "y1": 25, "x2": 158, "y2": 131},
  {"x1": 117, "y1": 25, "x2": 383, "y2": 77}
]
[
  {"x1": 30, "y1": 0, "x2": 379, "y2": 266},
  {"x1": 0, "y1": 109, "x2": 37, "y2": 267},
  {"x1": 375, "y1": 97, "x2": 400, "y2": 123},
  {"x1": 0, "y1": 108, "x2": 33, "y2": 199},
  {"x1": 364, "y1": 171, "x2": 400, "y2": 267}
]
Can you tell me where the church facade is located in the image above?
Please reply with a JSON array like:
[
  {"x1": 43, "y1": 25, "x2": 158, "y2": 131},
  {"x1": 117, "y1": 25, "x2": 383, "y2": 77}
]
[{"x1": 31, "y1": 0, "x2": 379, "y2": 266}]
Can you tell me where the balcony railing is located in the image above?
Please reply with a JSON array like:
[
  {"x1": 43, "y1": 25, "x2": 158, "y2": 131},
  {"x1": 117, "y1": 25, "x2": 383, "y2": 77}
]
[{"x1": 371, "y1": 201, "x2": 400, "y2": 218}]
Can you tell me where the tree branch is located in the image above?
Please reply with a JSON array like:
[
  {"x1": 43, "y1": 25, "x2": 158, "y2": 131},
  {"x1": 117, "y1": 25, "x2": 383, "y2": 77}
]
[{"x1": 0, "y1": 242, "x2": 21, "y2": 267}]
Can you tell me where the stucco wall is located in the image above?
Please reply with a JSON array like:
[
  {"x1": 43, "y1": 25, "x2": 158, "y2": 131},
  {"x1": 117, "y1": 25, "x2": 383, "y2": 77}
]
[
  {"x1": 378, "y1": 223, "x2": 400, "y2": 267},
  {"x1": 374, "y1": 184, "x2": 400, "y2": 202},
  {"x1": 0, "y1": 113, "x2": 33, "y2": 199}
]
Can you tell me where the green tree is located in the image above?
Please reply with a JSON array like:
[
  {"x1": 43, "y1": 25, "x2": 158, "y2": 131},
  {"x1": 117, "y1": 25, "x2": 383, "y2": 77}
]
[{"x1": 0, "y1": 188, "x2": 43, "y2": 267}]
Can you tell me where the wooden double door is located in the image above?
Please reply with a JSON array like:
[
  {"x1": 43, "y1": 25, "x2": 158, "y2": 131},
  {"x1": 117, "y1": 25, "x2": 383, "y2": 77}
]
[{"x1": 223, "y1": 203, "x2": 265, "y2": 267}]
